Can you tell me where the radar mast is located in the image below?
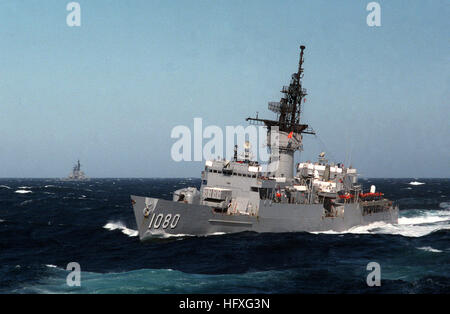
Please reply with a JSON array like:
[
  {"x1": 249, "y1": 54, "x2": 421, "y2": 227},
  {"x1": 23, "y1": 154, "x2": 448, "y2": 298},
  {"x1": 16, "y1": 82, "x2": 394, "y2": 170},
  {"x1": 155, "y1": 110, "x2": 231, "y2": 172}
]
[{"x1": 246, "y1": 45, "x2": 315, "y2": 179}]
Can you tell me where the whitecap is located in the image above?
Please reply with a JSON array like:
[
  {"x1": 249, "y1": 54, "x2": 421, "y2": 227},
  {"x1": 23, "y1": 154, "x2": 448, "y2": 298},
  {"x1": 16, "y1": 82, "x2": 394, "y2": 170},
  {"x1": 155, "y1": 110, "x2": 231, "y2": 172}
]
[
  {"x1": 311, "y1": 209, "x2": 450, "y2": 238},
  {"x1": 145, "y1": 230, "x2": 226, "y2": 239},
  {"x1": 398, "y1": 214, "x2": 449, "y2": 225},
  {"x1": 0, "y1": 185, "x2": 11, "y2": 189},
  {"x1": 209, "y1": 232, "x2": 226, "y2": 236},
  {"x1": 146, "y1": 229, "x2": 194, "y2": 238},
  {"x1": 103, "y1": 222, "x2": 138, "y2": 237},
  {"x1": 46, "y1": 264, "x2": 58, "y2": 268},
  {"x1": 15, "y1": 190, "x2": 32, "y2": 194},
  {"x1": 417, "y1": 246, "x2": 443, "y2": 253},
  {"x1": 409, "y1": 181, "x2": 425, "y2": 186}
]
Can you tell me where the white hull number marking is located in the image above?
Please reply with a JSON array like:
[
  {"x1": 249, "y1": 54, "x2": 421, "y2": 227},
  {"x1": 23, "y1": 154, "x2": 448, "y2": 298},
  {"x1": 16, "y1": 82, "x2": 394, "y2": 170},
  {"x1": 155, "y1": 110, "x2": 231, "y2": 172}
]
[{"x1": 148, "y1": 213, "x2": 180, "y2": 229}]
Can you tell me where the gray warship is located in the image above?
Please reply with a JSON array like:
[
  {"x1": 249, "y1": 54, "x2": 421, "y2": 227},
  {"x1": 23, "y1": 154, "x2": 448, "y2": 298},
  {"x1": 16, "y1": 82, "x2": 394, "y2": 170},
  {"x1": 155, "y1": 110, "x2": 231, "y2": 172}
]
[
  {"x1": 65, "y1": 160, "x2": 88, "y2": 181},
  {"x1": 131, "y1": 45, "x2": 398, "y2": 241}
]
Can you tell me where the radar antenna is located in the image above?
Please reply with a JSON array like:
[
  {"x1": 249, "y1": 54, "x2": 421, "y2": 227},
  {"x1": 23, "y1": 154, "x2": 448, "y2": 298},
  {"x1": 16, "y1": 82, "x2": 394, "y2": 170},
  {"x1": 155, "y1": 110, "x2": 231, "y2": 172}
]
[{"x1": 246, "y1": 45, "x2": 315, "y2": 135}]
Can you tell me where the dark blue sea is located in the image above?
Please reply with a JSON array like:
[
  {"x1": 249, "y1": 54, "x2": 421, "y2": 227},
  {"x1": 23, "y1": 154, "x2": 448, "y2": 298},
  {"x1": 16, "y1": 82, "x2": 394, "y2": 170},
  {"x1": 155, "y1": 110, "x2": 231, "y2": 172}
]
[{"x1": 0, "y1": 178, "x2": 449, "y2": 294}]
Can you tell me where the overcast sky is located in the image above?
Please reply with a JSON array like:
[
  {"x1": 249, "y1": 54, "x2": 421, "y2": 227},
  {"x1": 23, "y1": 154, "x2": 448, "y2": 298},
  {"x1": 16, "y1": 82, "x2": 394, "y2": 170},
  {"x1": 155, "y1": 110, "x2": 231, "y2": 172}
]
[{"x1": 0, "y1": 0, "x2": 448, "y2": 178}]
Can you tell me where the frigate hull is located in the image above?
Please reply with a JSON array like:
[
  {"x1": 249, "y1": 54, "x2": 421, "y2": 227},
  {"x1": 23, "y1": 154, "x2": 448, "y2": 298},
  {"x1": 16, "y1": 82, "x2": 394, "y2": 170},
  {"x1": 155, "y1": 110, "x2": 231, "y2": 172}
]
[{"x1": 131, "y1": 195, "x2": 399, "y2": 241}]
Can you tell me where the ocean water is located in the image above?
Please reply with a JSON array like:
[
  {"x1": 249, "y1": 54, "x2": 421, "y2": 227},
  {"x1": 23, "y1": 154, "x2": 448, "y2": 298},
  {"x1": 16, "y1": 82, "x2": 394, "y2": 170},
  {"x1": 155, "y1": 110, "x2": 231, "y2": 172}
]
[{"x1": 0, "y1": 178, "x2": 449, "y2": 294}]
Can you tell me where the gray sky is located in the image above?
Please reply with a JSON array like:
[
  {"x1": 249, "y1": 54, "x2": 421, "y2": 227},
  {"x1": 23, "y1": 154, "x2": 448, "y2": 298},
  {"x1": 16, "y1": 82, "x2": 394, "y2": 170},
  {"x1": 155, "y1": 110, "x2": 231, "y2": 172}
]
[{"x1": 0, "y1": 0, "x2": 448, "y2": 178}]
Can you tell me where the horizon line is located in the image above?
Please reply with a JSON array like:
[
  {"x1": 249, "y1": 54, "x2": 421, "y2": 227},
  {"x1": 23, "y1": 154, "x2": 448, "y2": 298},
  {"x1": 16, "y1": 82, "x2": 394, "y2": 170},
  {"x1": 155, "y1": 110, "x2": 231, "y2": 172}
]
[{"x1": 0, "y1": 177, "x2": 449, "y2": 180}]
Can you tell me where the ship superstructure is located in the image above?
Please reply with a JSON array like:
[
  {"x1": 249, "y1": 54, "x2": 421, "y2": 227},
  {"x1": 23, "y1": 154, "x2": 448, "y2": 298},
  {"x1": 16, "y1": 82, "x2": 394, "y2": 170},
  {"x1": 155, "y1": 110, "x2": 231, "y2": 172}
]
[
  {"x1": 66, "y1": 160, "x2": 88, "y2": 181},
  {"x1": 131, "y1": 45, "x2": 398, "y2": 241}
]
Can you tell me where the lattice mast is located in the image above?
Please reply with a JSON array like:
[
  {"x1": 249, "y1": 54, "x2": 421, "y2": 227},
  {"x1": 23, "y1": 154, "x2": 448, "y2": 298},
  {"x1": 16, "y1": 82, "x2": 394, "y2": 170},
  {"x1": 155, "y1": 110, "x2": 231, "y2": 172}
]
[
  {"x1": 246, "y1": 45, "x2": 315, "y2": 178},
  {"x1": 247, "y1": 45, "x2": 314, "y2": 135}
]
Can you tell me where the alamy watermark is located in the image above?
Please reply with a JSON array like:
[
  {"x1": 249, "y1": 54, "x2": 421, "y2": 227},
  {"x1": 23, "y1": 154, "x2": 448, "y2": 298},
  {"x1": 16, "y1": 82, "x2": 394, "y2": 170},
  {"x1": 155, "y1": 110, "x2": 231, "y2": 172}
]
[
  {"x1": 366, "y1": 2, "x2": 381, "y2": 27},
  {"x1": 66, "y1": 262, "x2": 81, "y2": 287},
  {"x1": 171, "y1": 118, "x2": 274, "y2": 162},
  {"x1": 366, "y1": 262, "x2": 381, "y2": 286},
  {"x1": 66, "y1": 2, "x2": 81, "y2": 27},
  {"x1": 170, "y1": 118, "x2": 283, "y2": 171},
  {"x1": 64, "y1": 3, "x2": 381, "y2": 29}
]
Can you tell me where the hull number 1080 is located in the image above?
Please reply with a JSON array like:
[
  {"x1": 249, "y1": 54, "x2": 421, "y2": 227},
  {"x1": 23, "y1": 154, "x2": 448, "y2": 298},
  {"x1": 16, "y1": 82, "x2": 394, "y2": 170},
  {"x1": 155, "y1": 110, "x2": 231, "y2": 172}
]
[{"x1": 148, "y1": 213, "x2": 180, "y2": 229}]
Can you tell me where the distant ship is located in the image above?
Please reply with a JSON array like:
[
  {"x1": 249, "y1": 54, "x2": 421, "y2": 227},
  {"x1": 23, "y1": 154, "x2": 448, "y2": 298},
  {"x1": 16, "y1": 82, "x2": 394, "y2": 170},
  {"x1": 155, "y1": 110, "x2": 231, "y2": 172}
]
[
  {"x1": 65, "y1": 160, "x2": 88, "y2": 181},
  {"x1": 131, "y1": 45, "x2": 398, "y2": 241}
]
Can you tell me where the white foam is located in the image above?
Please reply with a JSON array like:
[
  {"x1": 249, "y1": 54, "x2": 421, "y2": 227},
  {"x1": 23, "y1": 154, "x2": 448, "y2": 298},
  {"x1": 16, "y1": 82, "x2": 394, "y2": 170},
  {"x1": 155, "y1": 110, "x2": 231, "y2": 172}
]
[
  {"x1": 15, "y1": 190, "x2": 32, "y2": 194},
  {"x1": 103, "y1": 222, "x2": 138, "y2": 237},
  {"x1": 147, "y1": 230, "x2": 194, "y2": 238},
  {"x1": 311, "y1": 209, "x2": 450, "y2": 238},
  {"x1": 409, "y1": 181, "x2": 425, "y2": 186},
  {"x1": 45, "y1": 264, "x2": 58, "y2": 268},
  {"x1": 147, "y1": 230, "x2": 227, "y2": 239},
  {"x1": 417, "y1": 246, "x2": 443, "y2": 253},
  {"x1": 0, "y1": 185, "x2": 11, "y2": 189},
  {"x1": 209, "y1": 232, "x2": 226, "y2": 236},
  {"x1": 398, "y1": 213, "x2": 449, "y2": 225}
]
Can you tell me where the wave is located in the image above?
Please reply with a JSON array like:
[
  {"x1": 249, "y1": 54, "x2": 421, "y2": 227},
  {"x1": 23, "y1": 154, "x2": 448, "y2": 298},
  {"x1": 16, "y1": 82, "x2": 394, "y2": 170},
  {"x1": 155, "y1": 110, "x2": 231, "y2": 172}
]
[
  {"x1": 0, "y1": 185, "x2": 11, "y2": 189},
  {"x1": 104, "y1": 224, "x2": 225, "y2": 240},
  {"x1": 417, "y1": 246, "x2": 443, "y2": 253},
  {"x1": 15, "y1": 190, "x2": 32, "y2": 194},
  {"x1": 207, "y1": 232, "x2": 226, "y2": 236},
  {"x1": 146, "y1": 230, "x2": 227, "y2": 239},
  {"x1": 103, "y1": 222, "x2": 138, "y2": 237},
  {"x1": 398, "y1": 211, "x2": 450, "y2": 225},
  {"x1": 409, "y1": 181, "x2": 425, "y2": 186},
  {"x1": 19, "y1": 265, "x2": 450, "y2": 294},
  {"x1": 312, "y1": 209, "x2": 450, "y2": 238},
  {"x1": 146, "y1": 230, "x2": 193, "y2": 238},
  {"x1": 15, "y1": 268, "x2": 301, "y2": 294}
]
